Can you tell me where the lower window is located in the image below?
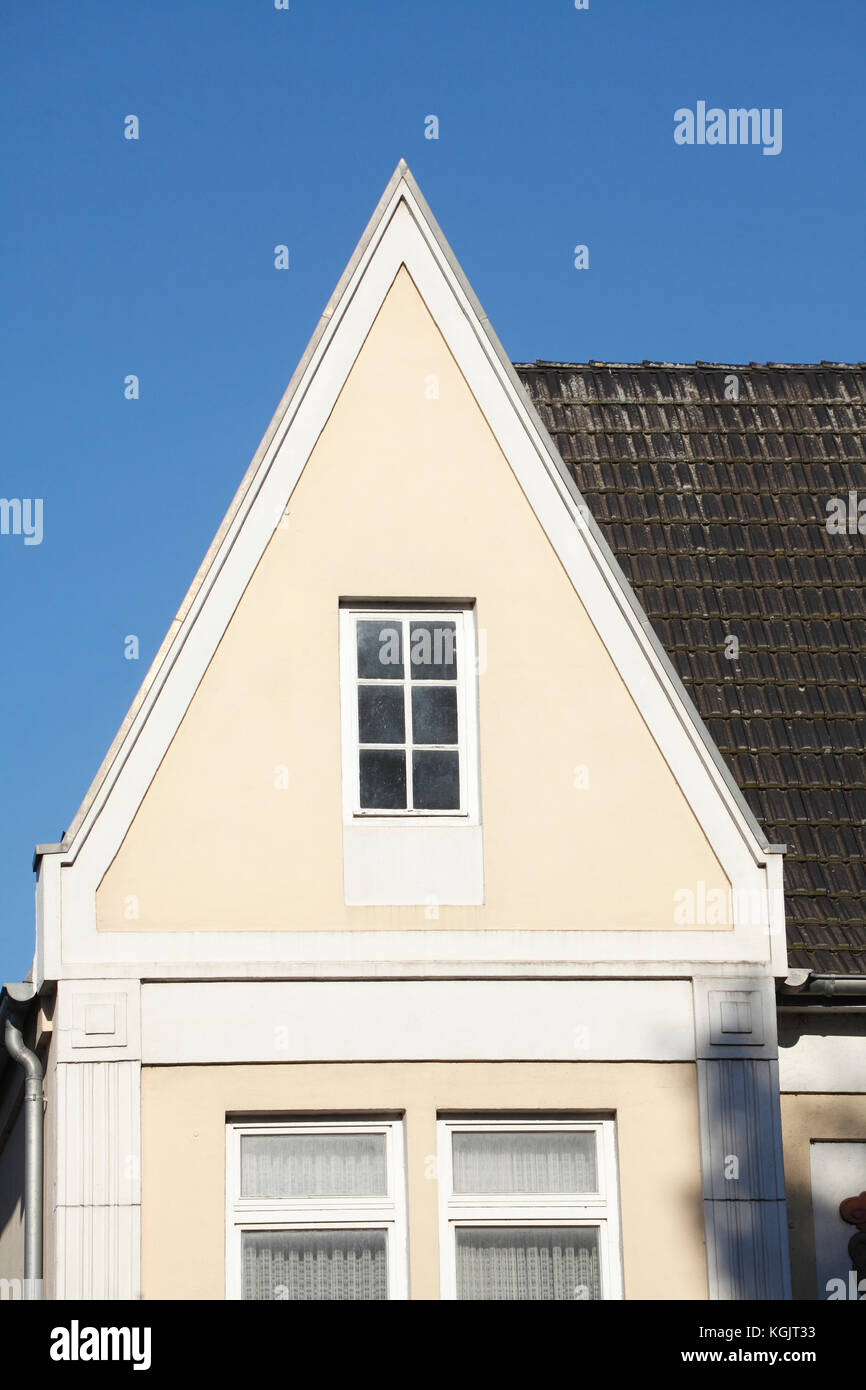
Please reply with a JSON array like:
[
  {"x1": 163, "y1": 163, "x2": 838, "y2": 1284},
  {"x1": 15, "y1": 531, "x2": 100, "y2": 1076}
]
[
  {"x1": 438, "y1": 1116, "x2": 622, "y2": 1300},
  {"x1": 242, "y1": 1229, "x2": 389, "y2": 1301},
  {"x1": 226, "y1": 1119, "x2": 407, "y2": 1300}
]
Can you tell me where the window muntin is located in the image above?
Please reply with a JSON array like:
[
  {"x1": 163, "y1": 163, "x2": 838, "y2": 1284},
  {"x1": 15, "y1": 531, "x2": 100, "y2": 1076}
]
[
  {"x1": 438, "y1": 1118, "x2": 622, "y2": 1302},
  {"x1": 227, "y1": 1120, "x2": 407, "y2": 1301},
  {"x1": 341, "y1": 607, "x2": 477, "y2": 819}
]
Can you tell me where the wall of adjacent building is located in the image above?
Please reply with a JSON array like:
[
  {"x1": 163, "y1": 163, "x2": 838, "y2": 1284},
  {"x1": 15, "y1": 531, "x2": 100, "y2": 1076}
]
[
  {"x1": 779, "y1": 1015, "x2": 866, "y2": 1301},
  {"x1": 0, "y1": 1086, "x2": 25, "y2": 1286},
  {"x1": 780, "y1": 1093, "x2": 866, "y2": 1300}
]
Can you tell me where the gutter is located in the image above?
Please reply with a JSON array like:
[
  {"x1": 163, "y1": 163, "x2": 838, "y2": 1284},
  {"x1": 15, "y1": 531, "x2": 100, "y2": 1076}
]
[
  {"x1": 777, "y1": 971, "x2": 866, "y2": 1011},
  {"x1": 1, "y1": 984, "x2": 43, "y2": 1300}
]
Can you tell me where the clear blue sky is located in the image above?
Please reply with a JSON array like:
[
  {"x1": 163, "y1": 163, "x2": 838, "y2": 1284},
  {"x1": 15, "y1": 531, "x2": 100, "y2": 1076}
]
[{"x1": 0, "y1": 0, "x2": 864, "y2": 979}]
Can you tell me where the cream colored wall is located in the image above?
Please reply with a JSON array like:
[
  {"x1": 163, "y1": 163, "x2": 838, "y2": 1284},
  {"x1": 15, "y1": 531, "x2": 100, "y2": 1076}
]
[
  {"x1": 781, "y1": 1092, "x2": 866, "y2": 1301},
  {"x1": 97, "y1": 266, "x2": 729, "y2": 933},
  {"x1": 141, "y1": 1060, "x2": 707, "y2": 1300}
]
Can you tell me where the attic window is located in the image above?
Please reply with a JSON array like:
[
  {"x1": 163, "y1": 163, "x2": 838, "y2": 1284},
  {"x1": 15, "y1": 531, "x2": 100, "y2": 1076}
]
[{"x1": 340, "y1": 606, "x2": 478, "y2": 819}]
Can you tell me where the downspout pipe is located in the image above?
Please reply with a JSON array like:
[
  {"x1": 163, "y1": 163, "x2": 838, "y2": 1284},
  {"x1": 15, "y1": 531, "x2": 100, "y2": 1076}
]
[{"x1": 2, "y1": 988, "x2": 43, "y2": 1300}]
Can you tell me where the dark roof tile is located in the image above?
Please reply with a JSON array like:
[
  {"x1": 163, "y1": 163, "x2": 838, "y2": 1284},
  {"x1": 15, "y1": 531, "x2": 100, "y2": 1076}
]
[{"x1": 516, "y1": 361, "x2": 866, "y2": 975}]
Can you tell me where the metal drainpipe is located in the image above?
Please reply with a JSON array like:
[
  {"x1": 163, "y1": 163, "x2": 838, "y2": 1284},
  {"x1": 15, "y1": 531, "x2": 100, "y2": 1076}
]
[
  {"x1": 777, "y1": 972, "x2": 866, "y2": 1008},
  {"x1": 802, "y1": 976, "x2": 866, "y2": 997},
  {"x1": 4, "y1": 1009, "x2": 43, "y2": 1300}
]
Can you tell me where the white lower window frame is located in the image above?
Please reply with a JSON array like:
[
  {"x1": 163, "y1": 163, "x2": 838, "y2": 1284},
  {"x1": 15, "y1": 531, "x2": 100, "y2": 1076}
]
[
  {"x1": 437, "y1": 1115, "x2": 624, "y2": 1301},
  {"x1": 225, "y1": 1117, "x2": 409, "y2": 1301}
]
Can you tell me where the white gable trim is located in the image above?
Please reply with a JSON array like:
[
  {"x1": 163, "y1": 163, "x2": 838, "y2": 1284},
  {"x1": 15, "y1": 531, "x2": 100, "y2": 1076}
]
[{"x1": 36, "y1": 162, "x2": 785, "y2": 979}]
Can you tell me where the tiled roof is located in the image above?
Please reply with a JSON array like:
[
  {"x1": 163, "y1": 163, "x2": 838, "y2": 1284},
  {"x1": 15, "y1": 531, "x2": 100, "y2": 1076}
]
[{"x1": 514, "y1": 361, "x2": 866, "y2": 976}]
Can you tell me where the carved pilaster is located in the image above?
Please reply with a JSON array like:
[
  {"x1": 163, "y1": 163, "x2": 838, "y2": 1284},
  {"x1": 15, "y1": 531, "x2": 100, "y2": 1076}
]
[
  {"x1": 51, "y1": 980, "x2": 141, "y2": 1299},
  {"x1": 693, "y1": 977, "x2": 791, "y2": 1300}
]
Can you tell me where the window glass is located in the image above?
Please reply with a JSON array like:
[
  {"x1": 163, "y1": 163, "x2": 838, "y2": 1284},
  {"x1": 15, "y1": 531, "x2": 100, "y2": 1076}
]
[
  {"x1": 412, "y1": 750, "x2": 459, "y2": 810},
  {"x1": 456, "y1": 1226, "x2": 600, "y2": 1301},
  {"x1": 243, "y1": 1229, "x2": 388, "y2": 1301},
  {"x1": 356, "y1": 621, "x2": 403, "y2": 679},
  {"x1": 359, "y1": 749, "x2": 407, "y2": 809},
  {"x1": 411, "y1": 686, "x2": 458, "y2": 745},
  {"x1": 452, "y1": 1130, "x2": 598, "y2": 1195},
  {"x1": 241, "y1": 1132, "x2": 387, "y2": 1198},
  {"x1": 409, "y1": 621, "x2": 457, "y2": 680},
  {"x1": 358, "y1": 686, "x2": 405, "y2": 744}
]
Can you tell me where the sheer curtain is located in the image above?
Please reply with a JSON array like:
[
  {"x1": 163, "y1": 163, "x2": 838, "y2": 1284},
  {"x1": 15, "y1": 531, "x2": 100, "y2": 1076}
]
[
  {"x1": 243, "y1": 1230, "x2": 388, "y2": 1301},
  {"x1": 456, "y1": 1227, "x2": 601, "y2": 1301},
  {"x1": 241, "y1": 1133, "x2": 387, "y2": 1198},
  {"x1": 452, "y1": 1131, "x2": 598, "y2": 1194}
]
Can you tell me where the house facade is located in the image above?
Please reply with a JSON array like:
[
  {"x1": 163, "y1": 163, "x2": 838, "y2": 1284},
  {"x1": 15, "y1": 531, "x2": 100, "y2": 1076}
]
[{"x1": 0, "y1": 163, "x2": 861, "y2": 1301}]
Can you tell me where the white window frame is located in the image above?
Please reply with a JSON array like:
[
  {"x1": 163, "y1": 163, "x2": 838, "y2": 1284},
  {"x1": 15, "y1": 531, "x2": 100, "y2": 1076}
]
[
  {"x1": 437, "y1": 1115, "x2": 624, "y2": 1301},
  {"x1": 225, "y1": 1117, "x2": 409, "y2": 1300},
  {"x1": 339, "y1": 603, "x2": 480, "y2": 824}
]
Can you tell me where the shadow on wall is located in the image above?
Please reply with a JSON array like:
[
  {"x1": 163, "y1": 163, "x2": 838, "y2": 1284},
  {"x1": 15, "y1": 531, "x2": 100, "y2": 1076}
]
[
  {"x1": 650, "y1": 1006, "x2": 861, "y2": 1302},
  {"x1": 635, "y1": 1013, "x2": 786, "y2": 1301},
  {"x1": 0, "y1": 1095, "x2": 26, "y2": 1282},
  {"x1": 693, "y1": 1041, "x2": 789, "y2": 1301}
]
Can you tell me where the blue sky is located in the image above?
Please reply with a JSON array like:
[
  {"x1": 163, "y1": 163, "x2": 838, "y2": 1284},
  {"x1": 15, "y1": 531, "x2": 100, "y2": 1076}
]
[{"x1": 0, "y1": 0, "x2": 864, "y2": 978}]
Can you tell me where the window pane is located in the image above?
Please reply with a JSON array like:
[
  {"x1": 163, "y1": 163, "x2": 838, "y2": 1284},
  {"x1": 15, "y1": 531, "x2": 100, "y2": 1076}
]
[
  {"x1": 358, "y1": 686, "x2": 405, "y2": 744},
  {"x1": 412, "y1": 750, "x2": 459, "y2": 810},
  {"x1": 452, "y1": 1131, "x2": 598, "y2": 1194},
  {"x1": 411, "y1": 686, "x2": 457, "y2": 745},
  {"x1": 409, "y1": 621, "x2": 457, "y2": 680},
  {"x1": 359, "y1": 749, "x2": 406, "y2": 809},
  {"x1": 456, "y1": 1226, "x2": 600, "y2": 1301},
  {"x1": 356, "y1": 620, "x2": 403, "y2": 679},
  {"x1": 242, "y1": 1230, "x2": 388, "y2": 1301},
  {"x1": 241, "y1": 1133, "x2": 387, "y2": 1198}
]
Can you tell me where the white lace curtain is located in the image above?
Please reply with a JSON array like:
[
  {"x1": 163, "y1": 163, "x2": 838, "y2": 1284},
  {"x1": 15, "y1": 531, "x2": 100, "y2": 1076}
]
[
  {"x1": 456, "y1": 1226, "x2": 601, "y2": 1301},
  {"x1": 241, "y1": 1133, "x2": 387, "y2": 1199},
  {"x1": 452, "y1": 1131, "x2": 598, "y2": 1194},
  {"x1": 243, "y1": 1230, "x2": 388, "y2": 1301}
]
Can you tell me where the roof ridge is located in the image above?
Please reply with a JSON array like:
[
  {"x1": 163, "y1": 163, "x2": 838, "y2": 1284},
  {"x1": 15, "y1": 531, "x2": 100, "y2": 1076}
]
[{"x1": 516, "y1": 360, "x2": 866, "y2": 371}]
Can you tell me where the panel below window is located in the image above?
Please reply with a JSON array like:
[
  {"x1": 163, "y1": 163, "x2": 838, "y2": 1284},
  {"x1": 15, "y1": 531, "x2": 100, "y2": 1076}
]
[
  {"x1": 455, "y1": 1226, "x2": 601, "y2": 1301},
  {"x1": 242, "y1": 1229, "x2": 388, "y2": 1301}
]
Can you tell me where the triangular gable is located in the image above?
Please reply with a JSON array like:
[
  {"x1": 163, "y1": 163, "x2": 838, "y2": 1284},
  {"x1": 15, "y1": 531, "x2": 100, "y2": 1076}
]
[{"x1": 34, "y1": 161, "x2": 786, "y2": 978}]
